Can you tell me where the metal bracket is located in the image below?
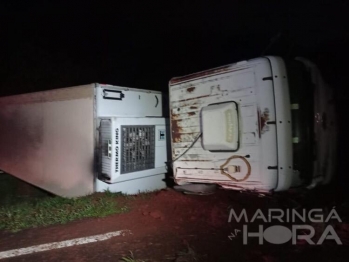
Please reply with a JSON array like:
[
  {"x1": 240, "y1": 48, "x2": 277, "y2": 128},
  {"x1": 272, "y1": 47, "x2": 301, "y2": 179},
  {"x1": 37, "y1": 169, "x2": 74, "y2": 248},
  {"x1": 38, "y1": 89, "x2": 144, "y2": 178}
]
[{"x1": 103, "y1": 89, "x2": 125, "y2": 100}]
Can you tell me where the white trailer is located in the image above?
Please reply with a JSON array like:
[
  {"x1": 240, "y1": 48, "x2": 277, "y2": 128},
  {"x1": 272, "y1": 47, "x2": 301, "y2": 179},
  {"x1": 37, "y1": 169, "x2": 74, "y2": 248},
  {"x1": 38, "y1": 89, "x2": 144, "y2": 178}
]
[
  {"x1": 169, "y1": 56, "x2": 336, "y2": 193},
  {"x1": 0, "y1": 84, "x2": 168, "y2": 197}
]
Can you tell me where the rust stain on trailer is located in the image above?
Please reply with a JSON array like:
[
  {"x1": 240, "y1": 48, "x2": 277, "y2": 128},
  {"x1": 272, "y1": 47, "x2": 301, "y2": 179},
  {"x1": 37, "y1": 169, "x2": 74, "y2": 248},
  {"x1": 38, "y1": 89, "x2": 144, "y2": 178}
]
[
  {"x1": 178, "y1": 100, "x2": 202, "y2": 108},
  {"x1": 186, "y1": 86, "x2": 196, "y2": 93},
  {"x1": 176, "y1": 94, "x2": 214, "y2": 103},
  {"x1": 188, "y1": 112, "x2": 196, "y2": 116},
  {"x1": 170, "y1": 115, "x2": 183, "y2": 143},
  {"x1": 171, "y1": 112, "x2": 200, "y2": 144},
  {"x1": 170, "y1": 66, "x2": 248, "y2": 85},
  {"x1": 257, "y1": 108, "x2": 270, "y2": 137},
  {"x1": 171, "y1": 112, "x2": 179, "y2": 120}
]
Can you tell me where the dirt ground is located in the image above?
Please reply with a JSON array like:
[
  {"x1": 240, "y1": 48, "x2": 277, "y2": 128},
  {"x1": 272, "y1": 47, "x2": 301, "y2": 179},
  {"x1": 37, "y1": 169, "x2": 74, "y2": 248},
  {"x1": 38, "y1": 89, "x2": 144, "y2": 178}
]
[{"x1": 0, "y1": 187, "x2": 349, "y2": 262}]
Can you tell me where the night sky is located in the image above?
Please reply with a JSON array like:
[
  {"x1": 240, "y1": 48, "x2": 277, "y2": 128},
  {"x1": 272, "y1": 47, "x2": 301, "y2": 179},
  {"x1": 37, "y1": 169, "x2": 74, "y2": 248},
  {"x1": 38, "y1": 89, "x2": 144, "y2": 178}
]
[
  {"x1": 1, "y1": 1, "x2": 349, "y2": 185},
  {"x1": 1, "y1": 1, "x2": 348, "y2": 97}
]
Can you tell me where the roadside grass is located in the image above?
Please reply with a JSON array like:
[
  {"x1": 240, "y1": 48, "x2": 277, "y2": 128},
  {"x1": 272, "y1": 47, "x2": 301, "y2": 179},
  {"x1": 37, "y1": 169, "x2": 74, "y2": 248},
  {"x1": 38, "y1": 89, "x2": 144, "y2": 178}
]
[
  {"x1": 138, "y1": 190, "x2": 157, "y2": 200},
  {"x1": 0, "y1": 173, "x2": 50, "y2": 206},
  {"x1": 115, "y1": 189, "x2": 159, "y2": 201},
  {"x1": 0, "y1": 174, "x2": 17, "y2": 200},
  {"x1": 119, "y1": 251, "x2": 145, "y2": 262},
  {"x1": 174, "y1": 242, "x2": 199, "y2": 262},
  {"x1": 0, "y1": 190, "x2": 129, "y2": 232}
]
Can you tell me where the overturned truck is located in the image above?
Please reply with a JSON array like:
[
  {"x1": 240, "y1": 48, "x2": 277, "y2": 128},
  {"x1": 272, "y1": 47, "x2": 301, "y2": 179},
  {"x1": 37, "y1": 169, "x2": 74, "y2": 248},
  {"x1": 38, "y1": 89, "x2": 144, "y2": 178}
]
[
  {"x1": 169, "y1": 56, "x2": 336, "y2": 193},
  {"x1": 0, "y1": 84, "x2": 168, "y2": 197},
  {"x1": 0, "y1": 56, "x2": 336, "y2": 197}
]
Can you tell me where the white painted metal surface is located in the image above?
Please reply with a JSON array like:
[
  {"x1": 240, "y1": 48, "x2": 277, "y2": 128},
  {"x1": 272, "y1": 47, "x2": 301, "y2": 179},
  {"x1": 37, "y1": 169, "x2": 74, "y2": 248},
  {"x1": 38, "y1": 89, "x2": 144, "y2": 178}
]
[
  {"x1": 169, "y1": 58, "x2": 279, "y2": 192},
  {"x1": 169, "y1": 56, "x2": 335, "y2": 192},
  {"x1": 265, "y1": 57, "x2": 293, "y2": 191},
  {"x1": 95, "y1": 84, "x2": 167, "y2": 194},
  {"x1": 96, "y1": 117, "x2": 167, "y2": 188},
  {"x1": 202, "y1": 102, "x2": 239, "y2": 151},
  {"x1": 96, "y1": 84, "x2": 162, "y2": 118},
  {"x1": 0, "y1": 85, "x2": 96, "y2": 197},
  {"x1": 95, "y1": 173, "x2": 166, "y2": 195},
  {"x1": 0, "y1": 84, "x2": 167, "y2": 197}
]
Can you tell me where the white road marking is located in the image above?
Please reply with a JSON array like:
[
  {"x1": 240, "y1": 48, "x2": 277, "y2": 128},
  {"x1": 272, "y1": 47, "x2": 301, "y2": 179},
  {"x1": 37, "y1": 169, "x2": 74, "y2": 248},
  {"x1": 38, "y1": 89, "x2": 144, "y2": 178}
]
[{"x1": 0, "y1": 230, "x2": 130, "y2": 259}]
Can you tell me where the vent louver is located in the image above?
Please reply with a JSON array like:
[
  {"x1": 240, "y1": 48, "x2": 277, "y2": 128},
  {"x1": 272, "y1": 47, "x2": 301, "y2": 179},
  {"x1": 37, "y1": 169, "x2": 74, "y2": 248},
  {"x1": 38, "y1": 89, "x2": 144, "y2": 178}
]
[
  {"x1": 120, "y1": 125, "x2": 155, "y2": 174},
  {"x1": 99, "y1": 120, "x2": 112, "y2": 177}
]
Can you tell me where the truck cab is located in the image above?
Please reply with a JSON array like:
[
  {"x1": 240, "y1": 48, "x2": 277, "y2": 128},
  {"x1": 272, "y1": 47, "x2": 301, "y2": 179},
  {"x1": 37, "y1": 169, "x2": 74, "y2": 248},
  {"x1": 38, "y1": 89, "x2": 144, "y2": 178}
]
[{"x1": 169, "y1": 56, "x2": 336, "y2": 193}]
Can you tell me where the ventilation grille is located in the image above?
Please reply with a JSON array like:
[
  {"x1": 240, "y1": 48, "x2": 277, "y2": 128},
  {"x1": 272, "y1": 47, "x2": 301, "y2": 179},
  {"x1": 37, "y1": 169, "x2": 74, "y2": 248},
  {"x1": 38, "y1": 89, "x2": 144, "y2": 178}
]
[
  {"x1": 121, "y1": 125, "x2": 155, "y2": 174},
  {"x1": 99, "y1": 120, "x2": 112, "y2": 177}
]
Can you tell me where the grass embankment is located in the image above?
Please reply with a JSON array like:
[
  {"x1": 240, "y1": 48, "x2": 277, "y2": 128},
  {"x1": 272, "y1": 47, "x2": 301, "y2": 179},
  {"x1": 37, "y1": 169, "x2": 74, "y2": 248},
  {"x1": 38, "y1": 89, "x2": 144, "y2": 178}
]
[{"x1": 0, "y1": 190, "x2": 129, "y2": 232}]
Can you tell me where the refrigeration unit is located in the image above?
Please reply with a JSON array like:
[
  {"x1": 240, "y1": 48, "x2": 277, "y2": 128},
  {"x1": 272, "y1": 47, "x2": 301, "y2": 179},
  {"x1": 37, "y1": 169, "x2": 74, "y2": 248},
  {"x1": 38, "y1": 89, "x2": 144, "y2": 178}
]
[
  {"x1": 169, "y1": 56, "x2": 336, "y2": 193},
  {"x1": 0, "y1": 84, "x2": 167, "y2": 197}
]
